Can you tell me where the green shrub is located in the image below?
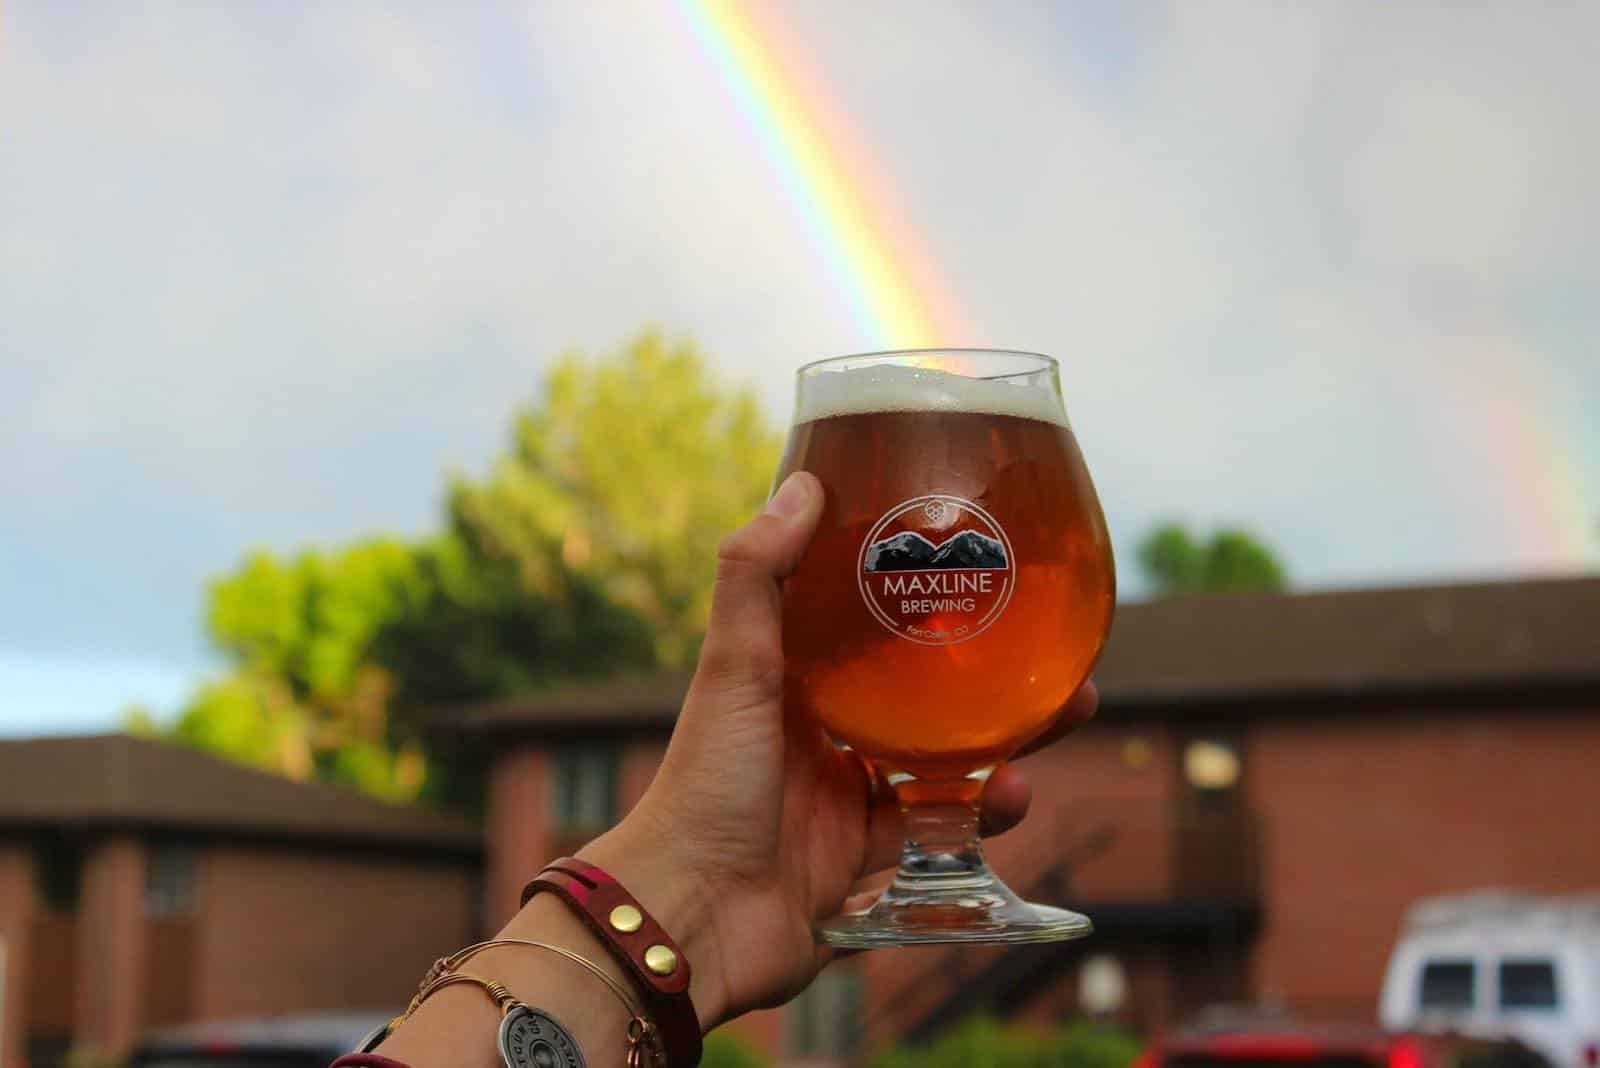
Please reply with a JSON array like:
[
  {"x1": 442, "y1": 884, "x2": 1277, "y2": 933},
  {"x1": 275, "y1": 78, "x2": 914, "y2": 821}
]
[
  {"x1": 1050, "y1": 1021, "x2": 1144, "y2": 1068},
  {"x1": 63, "y1": 1048, "x2": 125, "y2": 1068},
  {"x1": 870, "y1": 1018, "x2": 1142, "y2": 1068},
  {"x1": 702, "y1": 1028, "x2": 772, "y2": 1068}
]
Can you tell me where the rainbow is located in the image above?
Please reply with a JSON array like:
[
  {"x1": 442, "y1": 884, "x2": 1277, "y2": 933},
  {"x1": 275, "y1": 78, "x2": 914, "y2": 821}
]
[
  {"x1": 677, "y1": 0, "x2": 970, "y2": 348},
  {"x1": 1431, "y1": 339, "x2": 1596, "y2": 570}
]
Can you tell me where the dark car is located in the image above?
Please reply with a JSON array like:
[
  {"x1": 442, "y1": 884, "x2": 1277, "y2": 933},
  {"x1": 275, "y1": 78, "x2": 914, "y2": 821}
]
[{"x1": 130, "y1": 1011, "x2": 394, "y2": 1068}]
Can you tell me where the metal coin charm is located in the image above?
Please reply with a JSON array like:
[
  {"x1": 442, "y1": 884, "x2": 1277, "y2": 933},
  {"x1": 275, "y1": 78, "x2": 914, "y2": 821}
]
[{"x1": 497, "y1": 1003, "x2": 586, "y2": 1068}]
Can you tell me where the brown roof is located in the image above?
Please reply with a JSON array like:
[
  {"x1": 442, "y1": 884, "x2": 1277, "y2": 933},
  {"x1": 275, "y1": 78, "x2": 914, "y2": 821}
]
[
  {"x1": 447, "y1": 672, "x2": 696, "y2": 734},
  {"x1": 0, "y1": 734, "x2": 479, "y2": 851},
  {"x1": 1093, "y1": 574, "x2": 1600, "y2": 706},
  {"x1": 437, "y1": 575, "x2": 1600, "y2": 733}
]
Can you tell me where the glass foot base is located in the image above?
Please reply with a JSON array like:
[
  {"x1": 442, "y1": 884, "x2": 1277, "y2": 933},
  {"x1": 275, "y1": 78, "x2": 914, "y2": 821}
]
[
  {"x1": 819, "y1": 769, "x2": 1094, "y2": 947},
  {"x1": 817, "y1": 898, "x2": 1092, "y2": 947}
]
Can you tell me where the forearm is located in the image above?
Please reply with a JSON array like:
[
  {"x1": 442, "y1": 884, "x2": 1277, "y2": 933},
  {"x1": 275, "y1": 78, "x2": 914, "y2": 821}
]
[{"x1": 375, "y1": 819, "x2": 727, "y2": 1068}]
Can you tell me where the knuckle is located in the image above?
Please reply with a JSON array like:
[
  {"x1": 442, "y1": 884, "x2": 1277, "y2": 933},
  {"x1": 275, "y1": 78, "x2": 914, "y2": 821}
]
[
  {"x1": 712, "y1": 553, "x2": 758, "y2": 591},
  {"x1": 697, "y1": 633, "x2": 785, "y2": 695},
  {"x1": 689, "y1": 656, "x2": 785, "y2": 720}
]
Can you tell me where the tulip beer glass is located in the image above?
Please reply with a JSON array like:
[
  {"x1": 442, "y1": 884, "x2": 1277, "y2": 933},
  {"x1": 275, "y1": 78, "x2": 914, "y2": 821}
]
[{"x1": 778, "y1": 350, "x2": 1115, "y2": 946}]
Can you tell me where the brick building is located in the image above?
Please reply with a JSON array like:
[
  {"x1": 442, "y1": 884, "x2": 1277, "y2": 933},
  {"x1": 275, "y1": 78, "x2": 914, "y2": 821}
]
[
  {"x1": 442, "y1": 575, "x2": 1600, "y2": 1062},
  {"x1": 0, "y1": 735, "x2": 481, "y2": 1068}
]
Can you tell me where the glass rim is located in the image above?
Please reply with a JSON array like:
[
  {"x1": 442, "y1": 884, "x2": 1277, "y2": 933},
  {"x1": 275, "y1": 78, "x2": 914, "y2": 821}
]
[{"x1": 796, "y1": 347, "x2": 1058, "y2": 379}]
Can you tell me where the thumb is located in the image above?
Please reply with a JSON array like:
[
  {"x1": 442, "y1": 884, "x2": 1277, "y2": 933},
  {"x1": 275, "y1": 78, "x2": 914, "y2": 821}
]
[{"x1": 692, "y1": 471, "x2": 824, "y2": 700}]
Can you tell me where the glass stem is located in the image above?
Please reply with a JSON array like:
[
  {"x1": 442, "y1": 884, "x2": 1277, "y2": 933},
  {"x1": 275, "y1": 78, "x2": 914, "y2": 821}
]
[{"x1": 887, "y1": 778, "x2": 995, "y2": 896}]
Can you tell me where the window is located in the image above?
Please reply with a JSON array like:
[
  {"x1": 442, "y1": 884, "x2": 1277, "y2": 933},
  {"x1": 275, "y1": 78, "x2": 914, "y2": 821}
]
[
  {"x1": 33, "y1": 835, "x2": 83, "y2": 911},
  {"x1": 145, "y1": 845, "x2": 198, "y2": 917},
  {"x1": 551, "y1": 743, "x2": 619, "y2": 835},
  {"x1": 1184, "y1": 739, "x2": 1241, "y2": 793},
  {"x1": 786, "y1": 967, "x2": 863, "y2": 1061},
  {"x1": 1079, "y1": 953, "x2": 1129, "y2": 1015},
  {"x1": 1419, "y1": 960, "x2": 1476, "y2": 1012},
  {"x1": 1498, "y1": 959, "x2": 1558, "y2": 1010},
  {"x1": 1182, "y1": 732, "x2": 1243, "y2": 811}
]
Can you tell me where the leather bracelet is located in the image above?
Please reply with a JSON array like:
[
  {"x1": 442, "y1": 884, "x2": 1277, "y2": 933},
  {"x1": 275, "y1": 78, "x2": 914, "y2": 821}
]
[{"x1": 522, "y1": 857, "x2": 702, "y2": 1068}]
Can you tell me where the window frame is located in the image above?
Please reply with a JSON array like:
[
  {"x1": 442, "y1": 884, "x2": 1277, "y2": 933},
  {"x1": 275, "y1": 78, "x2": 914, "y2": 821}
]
[
  {"x1": 549, "y1": 741, "x2": 621, "y2": 837},
  {"x1": 1417, "y1": 958, "x2": 1478, "y2": 1013},
  {"x1": 33, "y1": 834, "x2": 84, "y2": 912},
  {"x1": 1496, "y1": 957, "x2": 1560, "y2": 1012},
  {"x1": 144, "y1": 844, "x2": 199, "y2": 919}
]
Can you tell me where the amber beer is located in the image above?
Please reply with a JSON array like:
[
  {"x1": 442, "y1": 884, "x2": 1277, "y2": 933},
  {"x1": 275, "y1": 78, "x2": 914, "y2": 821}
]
[{"x1": 779, "y1": 374, "x2": 1115, "y2": 782}]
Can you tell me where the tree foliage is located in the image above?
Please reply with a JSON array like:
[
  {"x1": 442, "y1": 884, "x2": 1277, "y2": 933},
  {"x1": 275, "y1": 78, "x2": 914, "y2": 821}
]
[
  {"x1": 449, "y1": 331, "x2": 779, "y2": 666},
  {"x1": 1136, "y1": 520, "x2": 1287, "y2": 596},
  {"x1": 140, "y1": 331, "x2": 779, "y2": 802}
]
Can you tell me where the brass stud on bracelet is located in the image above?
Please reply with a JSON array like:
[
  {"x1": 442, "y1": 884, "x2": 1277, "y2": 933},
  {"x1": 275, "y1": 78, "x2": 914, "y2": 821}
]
[
  {"x1": 609, "y1": 904, "x2": 643, "y2": 934},
  {"x1": 644, "y1": 944, "x2": 678, "y2": 976}
]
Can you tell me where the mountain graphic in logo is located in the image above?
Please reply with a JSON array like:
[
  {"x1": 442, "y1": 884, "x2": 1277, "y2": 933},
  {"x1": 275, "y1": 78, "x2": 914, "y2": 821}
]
[{"x1": 863, "y1": 529, "x2": 1009, "y2": 572}]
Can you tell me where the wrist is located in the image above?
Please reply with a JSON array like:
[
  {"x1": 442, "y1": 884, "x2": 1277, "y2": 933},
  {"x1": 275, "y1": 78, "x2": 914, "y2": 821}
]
[{"x1": 577, "y1": 812, "x2": 730, "y2": 1029}]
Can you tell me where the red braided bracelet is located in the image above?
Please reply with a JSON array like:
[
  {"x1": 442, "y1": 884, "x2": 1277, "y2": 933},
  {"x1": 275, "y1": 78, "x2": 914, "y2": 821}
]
[{"x1": 522, "y1": 857, "x2": 703, "y2": 1068}]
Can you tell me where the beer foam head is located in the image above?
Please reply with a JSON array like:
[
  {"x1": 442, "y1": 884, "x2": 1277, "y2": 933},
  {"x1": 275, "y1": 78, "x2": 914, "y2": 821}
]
[{"x1": 795, "y1": 361, "x2": 1068, "y2": 427}]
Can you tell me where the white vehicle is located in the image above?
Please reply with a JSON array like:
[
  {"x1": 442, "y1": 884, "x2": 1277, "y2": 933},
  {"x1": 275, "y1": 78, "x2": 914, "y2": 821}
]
[{"x1": 1380, "y1": 891, "x2": 1600, "y2": 1068}]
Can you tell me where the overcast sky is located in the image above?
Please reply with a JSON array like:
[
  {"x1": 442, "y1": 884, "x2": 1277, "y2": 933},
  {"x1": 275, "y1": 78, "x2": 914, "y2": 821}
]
[{"x1": 3, "y1": 1, "x2": 1597, "y2": 736}]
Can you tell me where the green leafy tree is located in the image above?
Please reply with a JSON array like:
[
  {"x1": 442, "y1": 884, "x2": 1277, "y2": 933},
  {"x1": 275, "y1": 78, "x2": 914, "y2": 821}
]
[
  {"x1": 449, "y1": 330, "x2": 780, "y2": 666},
  {"x1": 151, "y1": 533, "x2": 651, "y2": 802},
  {"x1": 374, "y1": 535, "x2": 653, "y2": 712},
  {"x1": 1137, "y1": 520, "x2": 1287, "y2": 596},
  {"x1": 142, "y1": 330, "x2": 778, "y2": 803},
  {"x1": 145, "y1": 539, "x2": 433, "y2": 798}
]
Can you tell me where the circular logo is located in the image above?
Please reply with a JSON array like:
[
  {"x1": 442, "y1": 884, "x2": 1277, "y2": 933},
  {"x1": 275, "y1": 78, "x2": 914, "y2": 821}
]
[
  {"x1": 498, "y1": 1005, "x2": 586, "y2": 1068},
  {"x1": 857, "y1": 494, "x2": 1016, "y2": 646}
]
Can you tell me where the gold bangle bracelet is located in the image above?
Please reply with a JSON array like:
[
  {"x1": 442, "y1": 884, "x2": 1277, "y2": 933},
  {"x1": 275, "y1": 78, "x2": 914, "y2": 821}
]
[
  {"x1": 387, "y1": 938, "x2": 662, "y2": 1068},
  {"x1": 355, "y1": 969, "x2": 523, "y2": 1057},
  {"x1": 451, "y1": 939, "x2": 648, "y2": 1016},
  {"x1": 450, "y1": 939, "x2": 663, "y2": 1068},
  {"x1": 388, "y1": 968, "x2": 519, "y2": 1035}
]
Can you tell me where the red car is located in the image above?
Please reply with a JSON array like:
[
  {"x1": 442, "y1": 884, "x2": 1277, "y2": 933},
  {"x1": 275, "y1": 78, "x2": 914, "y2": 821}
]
[{"x1": 1135, "y1": 1023, "x2": 1552, "y2": 1068}]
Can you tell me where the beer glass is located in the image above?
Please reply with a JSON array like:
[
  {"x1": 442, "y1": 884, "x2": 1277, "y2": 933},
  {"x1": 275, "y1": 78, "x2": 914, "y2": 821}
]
[{"x1": 778, "y1": 349, "x2": 1115, "y2": 946}]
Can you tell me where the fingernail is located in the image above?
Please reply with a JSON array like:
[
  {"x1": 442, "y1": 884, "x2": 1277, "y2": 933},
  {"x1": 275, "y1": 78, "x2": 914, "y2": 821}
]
[{"x1": 764, "y1": 472, "x2": 812, "y2": 520}]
